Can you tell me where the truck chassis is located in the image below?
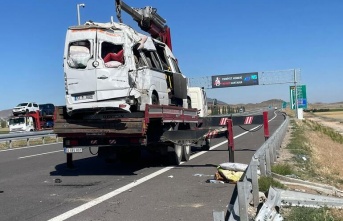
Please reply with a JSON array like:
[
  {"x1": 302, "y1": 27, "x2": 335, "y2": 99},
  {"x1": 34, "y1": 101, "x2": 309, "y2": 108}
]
[{"x1": 54, "y1": 105, "x2": 210, "y2": 167}]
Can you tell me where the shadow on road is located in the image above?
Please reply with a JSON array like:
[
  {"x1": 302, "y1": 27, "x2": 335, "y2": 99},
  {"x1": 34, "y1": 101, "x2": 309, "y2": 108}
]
[{"x1": 50, "y1": 148, "x2": 223, "y2": 177}]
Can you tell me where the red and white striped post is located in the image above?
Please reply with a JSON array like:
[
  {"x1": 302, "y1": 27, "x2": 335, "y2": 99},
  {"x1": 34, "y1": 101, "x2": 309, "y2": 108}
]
[
  {"x1": 263, "y1": 111, "x2": 270, "y2": 140},
  {"x1": 227, "y1": 118, "x2": 234, "y2": 162}
]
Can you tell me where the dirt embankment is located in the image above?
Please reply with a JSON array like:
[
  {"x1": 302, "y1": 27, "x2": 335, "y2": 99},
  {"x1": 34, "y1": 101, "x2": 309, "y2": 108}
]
[{"x1": 278, "y1": 111, "x2": 343, "y2": 189}]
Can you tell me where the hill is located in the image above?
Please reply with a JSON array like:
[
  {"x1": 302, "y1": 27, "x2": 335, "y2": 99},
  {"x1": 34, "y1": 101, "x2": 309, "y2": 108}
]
[{"x1": 0, "y1": 109, "x2": 12, "y2": 121}]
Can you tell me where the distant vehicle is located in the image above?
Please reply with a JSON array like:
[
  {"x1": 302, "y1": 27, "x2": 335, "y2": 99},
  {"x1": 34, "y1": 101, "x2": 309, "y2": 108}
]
[
  {"x1": 12, "y1": 102, "x2": 39, "y2": 116},
  {"x1": 9, "y1": 116, "x2": 34, "y2": 132},
  {"x1": 39, "y1": 103, "x2": 55, "y2": 116},
  {"x1": 274, "y1": 107, "x2": 278, "y2": 110},
  {"x1": 239, "y1": 108, "x2": 243, "y2": 113},
  {"x1": 9, "y1": 111, "x2": 54, "y2": 132}
]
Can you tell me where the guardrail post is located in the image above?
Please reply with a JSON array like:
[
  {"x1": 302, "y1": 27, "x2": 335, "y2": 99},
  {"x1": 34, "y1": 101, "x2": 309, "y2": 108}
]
[
  {"x1": 251, "y1": 158, "x2": 260, "y2": 207},
  {"x1": 265, "y1": 146, "x2": 272, "y2": 176},
  {"x1": 42, "y1": 137, "x2": 45, "y2": 145},
  {"x1": 259, "y1": 154, "x2": 266, "y2": 176},
  {"x1": 27, "y1": 138, "x2": 30, "y2": 147},
  {"x1": 55, "y1": 135, "x2": 58, "y2": 143},
  {"x1": 9, "y1": 140, "x2": 12, "y2": 149},
  {"x1": 237, "y1": 181, "x2": 249, "y2": 221},
  {"x1": 269, "y1": 143, "x2": 275, "y2": 165},
  {"x1": 213, "y1": 211, "x2": 225, "y2": 221}
]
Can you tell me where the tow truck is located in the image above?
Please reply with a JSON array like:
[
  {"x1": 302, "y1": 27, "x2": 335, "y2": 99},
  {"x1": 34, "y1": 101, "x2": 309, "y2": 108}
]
[{"x1": 55, "y1": 1, "x2": 213, "y2": 167}]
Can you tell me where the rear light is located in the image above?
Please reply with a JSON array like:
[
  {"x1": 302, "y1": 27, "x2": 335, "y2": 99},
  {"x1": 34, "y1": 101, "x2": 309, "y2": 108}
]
[
  {"x1": 70, "y1": 140, "x2": 78, "y2": 146},
  {"x1": 129, "y1": 138, "x2": 139, "y2": 144},
  {"x1": 119, "y1": 104, "x2": 127, "y2": 109},
  {"x1": 129, "y1": 138, "x2": 146, "y2": 144},
  {"x1": 139, "y1": 138, "x2": 147, "y2": 145}
]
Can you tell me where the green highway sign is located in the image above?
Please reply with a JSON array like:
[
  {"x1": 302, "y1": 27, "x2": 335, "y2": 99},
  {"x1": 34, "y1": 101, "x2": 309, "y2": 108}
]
[{"x1": 290, "y1": 85, "x2": 307, "y2": 110}]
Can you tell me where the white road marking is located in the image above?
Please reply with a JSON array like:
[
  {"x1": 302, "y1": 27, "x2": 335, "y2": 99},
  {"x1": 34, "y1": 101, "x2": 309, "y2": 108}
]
[
  {"x1": 48, "y1": 114, "x2": 278, "y2": 221},
  {"x1": 47, "y1": 127, "x2": 259, "y2": 220},
  {"x1": 18, "y1": 150, "x2": 64, "y2": 159}
]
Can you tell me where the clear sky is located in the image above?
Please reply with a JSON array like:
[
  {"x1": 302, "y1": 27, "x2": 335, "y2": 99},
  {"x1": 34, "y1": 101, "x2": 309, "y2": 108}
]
[{"x1": 1, "y1": 0, "x2": 342, "y2": 110}]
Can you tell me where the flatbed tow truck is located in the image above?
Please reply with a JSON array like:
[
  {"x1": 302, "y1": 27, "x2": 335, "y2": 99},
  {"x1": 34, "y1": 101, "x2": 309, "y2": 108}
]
[{"x1": 54, "y1": 0, "x2": 214, "y2": 167}]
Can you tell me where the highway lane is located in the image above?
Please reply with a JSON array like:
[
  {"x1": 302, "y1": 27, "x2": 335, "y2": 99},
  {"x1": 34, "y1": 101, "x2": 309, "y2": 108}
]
[{"x1": 0, "y1": 111, "x2": 285, "y2": 221}]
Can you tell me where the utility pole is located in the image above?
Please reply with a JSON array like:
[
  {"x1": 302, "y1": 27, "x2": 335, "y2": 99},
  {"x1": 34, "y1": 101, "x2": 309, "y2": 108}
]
[{"x1": 77, "y1": 3, "x2": 85, "y2": 25}]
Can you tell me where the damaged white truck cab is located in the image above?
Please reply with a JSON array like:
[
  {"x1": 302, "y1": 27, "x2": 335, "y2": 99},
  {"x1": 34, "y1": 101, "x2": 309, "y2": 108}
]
[{"x1": 64, "y1": 21, "x2": 187, "y2": 115}]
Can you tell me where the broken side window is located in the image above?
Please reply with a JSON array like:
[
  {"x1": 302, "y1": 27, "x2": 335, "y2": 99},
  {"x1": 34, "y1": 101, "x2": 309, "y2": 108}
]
[
  {"x1": 155, "y1": 44, "x2": 170, "y2": 71},
  {"x1": 170, "y1": 58, "x2": 181, "y2": 73},
  {"x1": 142, "y1": 49, "x2": 163, "y2": 71},
  {"x1": 68, "y1": 40, "x2": 91, "y2": 69},
  {"x1": 101, "y1": 42, "x2": 125, "y2": 68},
  {"x1": 132, "y1": 45, "x2": 145, "y2": 68}
]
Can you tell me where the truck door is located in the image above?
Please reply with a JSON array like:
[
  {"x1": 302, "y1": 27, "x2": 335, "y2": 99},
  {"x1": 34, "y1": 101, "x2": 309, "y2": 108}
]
[
  {"x1": 96, "y1": 30, "x2": 131, "y2": 101},
  {"x1": 64, "y1": 30, "x2": 97, "y2": 103}
]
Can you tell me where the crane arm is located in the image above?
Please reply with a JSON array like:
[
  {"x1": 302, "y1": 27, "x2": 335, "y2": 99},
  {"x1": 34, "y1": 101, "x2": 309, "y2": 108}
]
[{"x1": 115, "y1": 0, "x2": 172, "y2": 50}]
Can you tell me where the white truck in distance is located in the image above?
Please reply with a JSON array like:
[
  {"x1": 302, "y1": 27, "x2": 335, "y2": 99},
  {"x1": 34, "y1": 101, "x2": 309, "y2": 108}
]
[
  {"x1": 9, "y1": 116, "x2": 35, "y2": 132},
  {"x1": 8, "y1": 111, "x2": 54, "y2": 133},
  {"x1": 187, "y1": 87, "x2": 208, "y2": 117}
]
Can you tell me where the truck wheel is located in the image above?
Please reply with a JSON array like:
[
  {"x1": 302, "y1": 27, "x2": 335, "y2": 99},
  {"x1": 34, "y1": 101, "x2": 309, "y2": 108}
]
[
  {"x1": 168, "y1": 144, "x2": 182, "y2": 165},
  {"x1": 181, "y1": 145, "x2": 191, "y2": 161}
]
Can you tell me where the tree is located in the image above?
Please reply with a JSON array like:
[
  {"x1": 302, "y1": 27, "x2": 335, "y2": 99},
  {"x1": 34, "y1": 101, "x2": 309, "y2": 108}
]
[{"x1": 0, "y1": 120, "x2": 7, "y2": 128}]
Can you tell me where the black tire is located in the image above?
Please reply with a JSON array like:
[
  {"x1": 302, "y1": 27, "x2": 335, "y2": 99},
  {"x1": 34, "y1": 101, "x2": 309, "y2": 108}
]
[
  {"x1": 181, "y1": 145, "x2": 191, "y2": 161},
  {"x1": 151, "y1": 93, "x2": 159, "y2": 105}
]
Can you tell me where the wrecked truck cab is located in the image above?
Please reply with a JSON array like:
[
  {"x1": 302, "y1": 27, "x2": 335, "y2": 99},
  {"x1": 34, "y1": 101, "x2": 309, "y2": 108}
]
[{"x1": 63, "y1": 22, "x2": 187, "y2": 116}]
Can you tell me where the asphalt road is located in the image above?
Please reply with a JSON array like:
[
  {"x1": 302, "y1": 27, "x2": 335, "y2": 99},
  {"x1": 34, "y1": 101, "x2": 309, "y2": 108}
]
[{"x1": 0, "y1": 111, "x2": 285, "y2": 221}]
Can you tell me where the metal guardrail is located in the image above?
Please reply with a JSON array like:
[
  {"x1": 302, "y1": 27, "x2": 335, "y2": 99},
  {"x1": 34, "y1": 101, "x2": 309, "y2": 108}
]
[
  {"x1": 0, "y1": 130, "x2": 58, "y2": 148},
  {"x1": 225, "y1": 115, "x2": 289, "y2": 221}
]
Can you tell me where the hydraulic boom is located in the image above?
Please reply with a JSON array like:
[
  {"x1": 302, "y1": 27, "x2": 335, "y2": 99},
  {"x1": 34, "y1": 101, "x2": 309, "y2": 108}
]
[{"x1": 115, "y1": 0, "x2": 172, "y2": 50}]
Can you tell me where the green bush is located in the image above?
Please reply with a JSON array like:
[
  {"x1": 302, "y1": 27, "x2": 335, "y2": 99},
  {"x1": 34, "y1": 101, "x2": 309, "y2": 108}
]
[
  {"x1": 272, "y1": 163, "x2": 293, "y2": 175},
  {"x1": 286, "y1": 206, "x2": 338, "y2": 221},
  {"x1": 0, "y1": 120, "x2": 7, "y2": 128},
  {"x1": 258, "y1": 176, "x2": 285, "y2": 192}
]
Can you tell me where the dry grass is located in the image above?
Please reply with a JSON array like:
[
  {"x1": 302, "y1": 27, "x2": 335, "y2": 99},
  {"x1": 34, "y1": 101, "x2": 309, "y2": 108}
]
[
  {"x1": 276, "y1": 114, "x2": 343, "y2": 220},
  {"x1": 313, "y1": 111, "x2": 343, "y2": 121},
  {"x1": 0, "y1": 127, "x2": 9, "y2": 134},
  {"x1": 306, "y1": 128, "x2": 343, "y2": 189},
  {"x1": 0, "y1": 136, "x2": 62, "y2": 150}
]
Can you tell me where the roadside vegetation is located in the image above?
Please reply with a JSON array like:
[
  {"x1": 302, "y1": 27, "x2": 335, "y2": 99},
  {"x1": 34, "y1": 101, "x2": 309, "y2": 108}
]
[
  {"x1": 269, "y1": 110, "x2": 343, "y2": 220},
  {"x1": 0, "y1": 127, "x2": 9, "y2": 134},
  {"x1": 0, "y1": 136, "x2": 62, "y2": 150}
]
